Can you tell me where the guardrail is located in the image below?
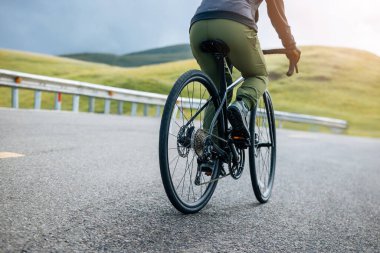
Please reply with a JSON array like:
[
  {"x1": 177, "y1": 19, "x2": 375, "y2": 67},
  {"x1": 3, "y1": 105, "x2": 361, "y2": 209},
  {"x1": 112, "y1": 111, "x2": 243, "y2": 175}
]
[
  {"x1": 0, "y1": 69, "x2": 348, "y2": 133},
  {"x1": 0, "y1": 69, "x2": 168, "y2": 116}
]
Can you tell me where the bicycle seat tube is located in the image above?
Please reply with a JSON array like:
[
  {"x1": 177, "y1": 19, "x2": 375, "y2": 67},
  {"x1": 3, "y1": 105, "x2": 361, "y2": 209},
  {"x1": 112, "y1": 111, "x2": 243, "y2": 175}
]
[{"x1": 209, "y1": 53, "x2": 228, "y2": 140}]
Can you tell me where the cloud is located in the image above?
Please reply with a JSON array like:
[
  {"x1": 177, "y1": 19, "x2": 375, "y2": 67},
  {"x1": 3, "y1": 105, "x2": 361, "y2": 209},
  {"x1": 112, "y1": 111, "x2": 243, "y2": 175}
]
[
  {"x1": 0, "y1": 0, "x2": 379, "y2": 55},
  {"x1": 0, "y1": 0, "x2": 200, "y2": 54}
]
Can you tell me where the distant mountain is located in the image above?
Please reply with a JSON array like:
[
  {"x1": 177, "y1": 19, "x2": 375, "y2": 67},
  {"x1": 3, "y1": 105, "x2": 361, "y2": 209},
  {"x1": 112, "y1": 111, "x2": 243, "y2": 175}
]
[{"x1": 61, "y1": 44, "x2": 193, "y2": 67}]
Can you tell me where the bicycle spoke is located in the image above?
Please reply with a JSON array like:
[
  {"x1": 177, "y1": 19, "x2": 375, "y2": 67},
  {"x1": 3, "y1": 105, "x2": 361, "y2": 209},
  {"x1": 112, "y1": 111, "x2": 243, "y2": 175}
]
[
  {"x1": 176, "y1": 102, "x2": 189, "y2": 124},
  {"x1": 171, "y1": 155, "x2": 180, "y2": 178},
  {"x1": 187, "y1": 152, "x2": 196, "y2": 201},
  {"x1": 178, "y1": 154, "x2": 190, "y2": 196},
  {"x1": 259, "y1": 148, "x2": 269, "y2": 190},
  {"x1": 174, "y1": 120, "x2": 181, "y2": 128},
  {"x1": 187, "y1": 83, "x2": 192, "y2": 118},
  {"x1": 169, "y1": 154, "x2": 179, "y2": 165},
  {"x1": 191, "y1": 82, "x2": 195, "y2": 118}
]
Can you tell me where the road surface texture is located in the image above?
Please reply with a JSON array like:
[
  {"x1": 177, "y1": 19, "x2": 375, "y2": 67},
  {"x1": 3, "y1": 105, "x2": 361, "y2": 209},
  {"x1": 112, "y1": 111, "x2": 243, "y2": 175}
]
[{"x1": 1, "y1": 109, "x2": 379, "y2": 252}]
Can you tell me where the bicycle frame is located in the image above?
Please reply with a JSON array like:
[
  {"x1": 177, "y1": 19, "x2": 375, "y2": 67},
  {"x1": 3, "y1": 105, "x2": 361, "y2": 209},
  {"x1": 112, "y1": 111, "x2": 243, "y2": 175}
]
[
  {"x1": 227, "y1": 76, "x2": 244, "y2": 92},
  {"x1": 197, "y1": 53, "x2": 246, "y2": 170},
  {"x1": 208, "y1": 54, "x2": 244, "y2": 143}
]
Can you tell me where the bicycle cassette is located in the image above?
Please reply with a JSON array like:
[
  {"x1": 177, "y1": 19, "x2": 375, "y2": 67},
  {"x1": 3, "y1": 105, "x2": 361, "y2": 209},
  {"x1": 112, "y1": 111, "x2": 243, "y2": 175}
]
[{"x1": 191, "y1": 129, "x2": 208, "y2": 157}]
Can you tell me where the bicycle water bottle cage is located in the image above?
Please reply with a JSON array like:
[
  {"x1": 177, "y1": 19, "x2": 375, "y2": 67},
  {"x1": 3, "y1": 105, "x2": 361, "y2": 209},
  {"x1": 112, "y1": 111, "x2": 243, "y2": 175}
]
[{"x1": 200, "y1": 40, "x2": 230, "y2": 57}]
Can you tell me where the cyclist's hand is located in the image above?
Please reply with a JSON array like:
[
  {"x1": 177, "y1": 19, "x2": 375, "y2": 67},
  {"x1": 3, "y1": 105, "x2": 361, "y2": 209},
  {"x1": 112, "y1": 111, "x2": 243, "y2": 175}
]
[{"x1": 286, "y1": 47, "x2": 301, "y2": 76}]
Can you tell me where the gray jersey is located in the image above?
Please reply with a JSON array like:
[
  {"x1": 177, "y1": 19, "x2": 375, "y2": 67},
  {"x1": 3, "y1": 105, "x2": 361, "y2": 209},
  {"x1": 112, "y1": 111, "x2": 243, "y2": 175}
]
[
  {"x1": 191, "y1": 0, "x2": 296, "y2": 49},
  {"x1": 192, "y1": 0, "x2": 263, "y2": 30}
]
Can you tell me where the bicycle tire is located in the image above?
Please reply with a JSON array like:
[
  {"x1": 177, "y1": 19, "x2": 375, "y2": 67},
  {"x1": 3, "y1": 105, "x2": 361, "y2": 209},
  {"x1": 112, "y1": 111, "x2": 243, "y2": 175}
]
[
  {"x1": 159, "y1": 70, "x2": 221, "y2": 214},
  {"x1": 249, "y1": 91, "x2": 277, "y2": 203}
]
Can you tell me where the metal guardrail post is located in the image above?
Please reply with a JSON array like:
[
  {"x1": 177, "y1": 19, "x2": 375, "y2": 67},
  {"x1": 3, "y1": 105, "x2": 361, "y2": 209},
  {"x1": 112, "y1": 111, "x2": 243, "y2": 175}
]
[
  {"x1": 104, "y1": 99, "x2": 110, "y2": 114},
  {"x1": 34, "y1": 90, "x2": 41, "y2": 109},
  {"x1": 155, "y1": 105, "x2": 161, "y2": 117},
  {"x1": 118, "y1": 101, "x2": 123, "y2": 115},
  {"x1": 72, "y1": 95, "x2": 80, "y2": 112},
  {"x1": 54, "y1": 92, "x2": 62, "y2": 110},
  {"x1": 88, "y1": 97, "x2": 95, "y2": 113},
  {"x1": 131, "y1": 103, "x2": 137, "y2": 116},
  {"x1": 11, "y1": 87, "x2": 19, "y2": 109},
  {"x1": 143, "y1": 104, "x2": 148, "y2": 117}
]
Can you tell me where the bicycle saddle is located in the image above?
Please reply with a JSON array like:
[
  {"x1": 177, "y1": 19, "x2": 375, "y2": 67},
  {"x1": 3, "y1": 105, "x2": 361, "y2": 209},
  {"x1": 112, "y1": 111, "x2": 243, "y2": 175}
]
[{"x1": 200, "y1": 40, "x2": 230, "y2": 56}]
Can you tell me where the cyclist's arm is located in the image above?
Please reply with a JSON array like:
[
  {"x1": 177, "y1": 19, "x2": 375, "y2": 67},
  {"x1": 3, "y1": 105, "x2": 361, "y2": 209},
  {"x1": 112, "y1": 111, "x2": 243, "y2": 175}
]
[
  {"x1": 266, "y1": 0, "x2": 296, "y2": 49},
  {"x1": 266, "y1": 0, "x2": 300, "y2": 76}
]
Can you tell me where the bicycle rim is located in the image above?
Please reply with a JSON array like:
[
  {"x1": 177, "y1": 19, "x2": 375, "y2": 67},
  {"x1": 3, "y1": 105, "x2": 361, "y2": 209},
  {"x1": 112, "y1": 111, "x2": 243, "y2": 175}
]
[
  {"x1": 159, "y1": 70, "x2": 221, "y2": 213},
  {"x1": 249, "y1": 91, "x2": 277, "y2": 202}
]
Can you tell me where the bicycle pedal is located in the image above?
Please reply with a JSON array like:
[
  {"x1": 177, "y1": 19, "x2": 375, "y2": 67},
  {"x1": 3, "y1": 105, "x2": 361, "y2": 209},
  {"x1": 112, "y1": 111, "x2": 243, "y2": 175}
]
[
  {"x1": 199, "y1": 162, "x2": 214, "y2": 176},
  {"x1": 232, "y1": 136, "x2": 245, "y2": 140},
  {"x1": 232, "y1": 136, "x2": 251, "y2": 149}
]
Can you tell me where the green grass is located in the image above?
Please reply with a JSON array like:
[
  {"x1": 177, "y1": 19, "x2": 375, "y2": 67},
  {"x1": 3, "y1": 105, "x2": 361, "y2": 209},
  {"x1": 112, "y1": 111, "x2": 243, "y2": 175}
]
[{"x1": 0, "y1": 46, "x2": 379, "y2": 137}]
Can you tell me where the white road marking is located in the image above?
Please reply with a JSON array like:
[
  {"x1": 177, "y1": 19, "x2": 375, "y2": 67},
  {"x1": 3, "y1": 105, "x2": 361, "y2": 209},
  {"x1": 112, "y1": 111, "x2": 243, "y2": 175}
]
[{"x1": 0, "y1": 152, "x2": 25, "y2": 159}]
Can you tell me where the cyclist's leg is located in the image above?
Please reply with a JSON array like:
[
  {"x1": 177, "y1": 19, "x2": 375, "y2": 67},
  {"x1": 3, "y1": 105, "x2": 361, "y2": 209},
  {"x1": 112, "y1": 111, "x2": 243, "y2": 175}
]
[
  {"x1": 232, "y1": 32, "x2": 268, "y2": 110},
  {"x1": 207, "y1": 19, "x2": 269, "y2": 110},
  {"x1": 189, "y1": 21, "x2": 233, "y2": 132}
]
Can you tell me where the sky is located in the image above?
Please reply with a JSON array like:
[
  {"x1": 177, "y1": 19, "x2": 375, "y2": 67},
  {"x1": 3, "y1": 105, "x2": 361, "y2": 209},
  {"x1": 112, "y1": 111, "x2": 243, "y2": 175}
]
[{"x1": 0, "y1": 0, "x2": 379, "y2": 56}]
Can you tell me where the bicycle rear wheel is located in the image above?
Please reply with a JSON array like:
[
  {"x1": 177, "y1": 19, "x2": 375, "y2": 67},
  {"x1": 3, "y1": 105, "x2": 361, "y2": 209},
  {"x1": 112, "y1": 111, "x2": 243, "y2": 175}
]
[
  {"x1": 159, "y1": 70, "x2": 221, "y2": 214},
  {"x1": 249, "y1": 91, "x2": 277, "y2": 203}
]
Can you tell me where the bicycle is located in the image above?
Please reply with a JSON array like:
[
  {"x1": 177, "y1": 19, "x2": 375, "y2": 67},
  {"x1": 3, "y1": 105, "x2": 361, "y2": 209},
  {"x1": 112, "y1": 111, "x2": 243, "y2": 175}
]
[{"x1": 159, "y1": 39, "x2": 298, "y2": 214}]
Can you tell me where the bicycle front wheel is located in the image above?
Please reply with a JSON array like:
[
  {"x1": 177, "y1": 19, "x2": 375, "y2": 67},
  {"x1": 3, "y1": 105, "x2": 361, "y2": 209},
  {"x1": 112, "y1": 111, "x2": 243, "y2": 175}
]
[
  {"x1": 249, "y1": 91, "x2": 277, "y2": 203},
  {"x1": 159, "y1": 70, "x2": 221, "y2": 214}
]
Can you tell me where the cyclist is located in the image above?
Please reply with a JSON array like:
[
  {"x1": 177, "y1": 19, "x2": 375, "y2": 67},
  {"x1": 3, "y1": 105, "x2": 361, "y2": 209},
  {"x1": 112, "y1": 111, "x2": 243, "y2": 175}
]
[{"x1": 190, "y1": 0, "x2": 301, "y2": 138}]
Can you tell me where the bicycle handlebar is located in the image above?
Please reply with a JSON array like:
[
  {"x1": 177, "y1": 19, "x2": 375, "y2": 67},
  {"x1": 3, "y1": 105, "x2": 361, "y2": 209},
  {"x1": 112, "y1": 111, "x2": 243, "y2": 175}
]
[
  {"x1": 262, "y1": 48, "x2": 299, "y2": 77},
  {"x1": 262, "y1": 49, "x2": 289, "y2": 55}
]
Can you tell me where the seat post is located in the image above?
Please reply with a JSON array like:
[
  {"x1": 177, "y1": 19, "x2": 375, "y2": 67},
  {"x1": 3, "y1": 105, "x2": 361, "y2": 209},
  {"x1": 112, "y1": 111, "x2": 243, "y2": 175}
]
[
  {"x1": 213, "y1": 54, "x2": 227, "y2": 100},
  {"x1": 199, "y1": 40, "x2": 230, "y2": 96},
  {"x1": 213, "y1": 53, "x2": 228, "y2": 139}
]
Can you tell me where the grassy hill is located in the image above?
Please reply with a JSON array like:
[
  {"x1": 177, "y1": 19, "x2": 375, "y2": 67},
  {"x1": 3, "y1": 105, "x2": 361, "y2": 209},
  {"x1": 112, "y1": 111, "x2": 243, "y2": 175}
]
[
  {"x1": 61, "y1": 44, "x2": 193, "y2": 67},
  {"x1": 0, "y1": 46, "x2": 379, "y2": 137}
]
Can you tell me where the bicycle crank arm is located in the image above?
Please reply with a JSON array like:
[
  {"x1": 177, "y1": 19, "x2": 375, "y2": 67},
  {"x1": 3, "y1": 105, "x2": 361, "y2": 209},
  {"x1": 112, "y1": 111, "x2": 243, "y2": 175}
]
[
  {"x1": 196, "y1": 172, "x2": 231, "y2": 186},
  {"x1": 256, "y1": 142, "x2": 272, "y2": 148}
]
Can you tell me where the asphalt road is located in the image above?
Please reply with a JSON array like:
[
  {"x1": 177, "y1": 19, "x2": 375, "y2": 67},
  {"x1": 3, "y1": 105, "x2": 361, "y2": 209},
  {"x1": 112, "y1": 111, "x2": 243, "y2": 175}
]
[{"x1": 1, "y1": 109, "x2": 379, "y2": 252}]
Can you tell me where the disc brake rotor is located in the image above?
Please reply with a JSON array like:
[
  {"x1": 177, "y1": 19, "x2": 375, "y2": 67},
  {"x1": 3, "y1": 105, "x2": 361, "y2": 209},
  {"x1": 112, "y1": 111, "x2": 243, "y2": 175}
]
[{"x1": 177, "y1": 126, "x2": 194, "y2": 157}]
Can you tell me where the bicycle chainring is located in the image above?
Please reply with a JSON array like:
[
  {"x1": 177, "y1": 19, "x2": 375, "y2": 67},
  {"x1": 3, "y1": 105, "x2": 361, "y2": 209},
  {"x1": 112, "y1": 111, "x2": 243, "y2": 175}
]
[{"x1": 231, "y1": 148, "x2": 245, "y2": 179}]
